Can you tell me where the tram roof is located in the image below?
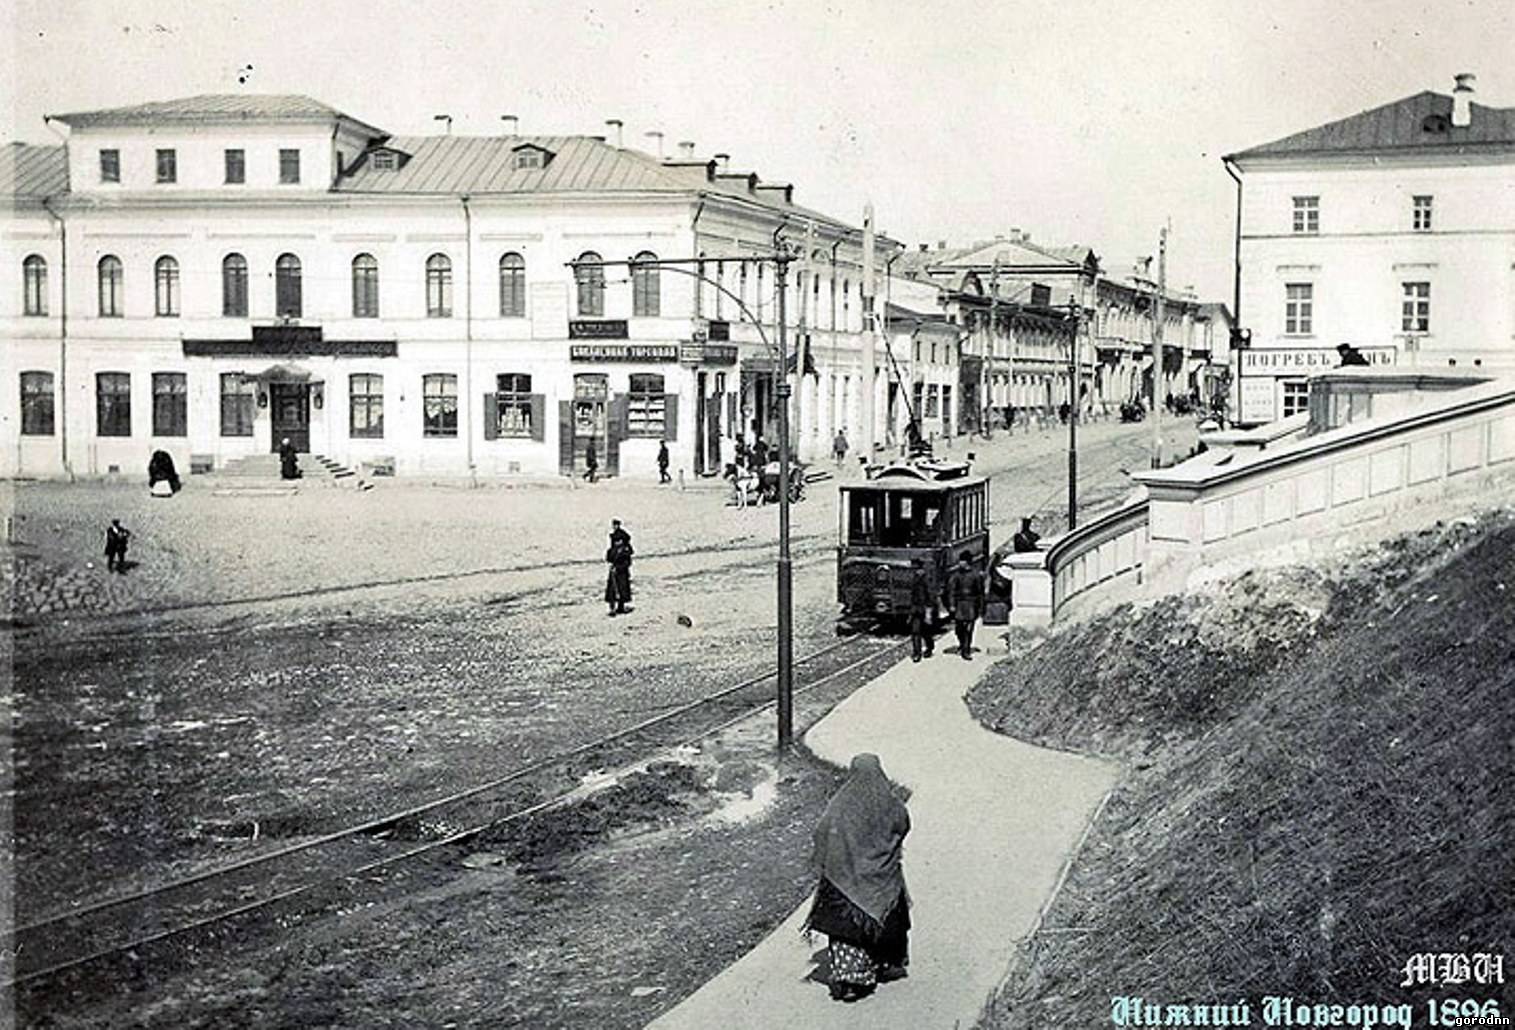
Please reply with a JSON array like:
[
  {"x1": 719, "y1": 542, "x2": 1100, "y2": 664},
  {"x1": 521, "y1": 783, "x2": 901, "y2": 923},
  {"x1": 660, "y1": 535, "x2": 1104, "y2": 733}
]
[{"x1": 842, "y1": 468, "x2": 988, "y2": 493}]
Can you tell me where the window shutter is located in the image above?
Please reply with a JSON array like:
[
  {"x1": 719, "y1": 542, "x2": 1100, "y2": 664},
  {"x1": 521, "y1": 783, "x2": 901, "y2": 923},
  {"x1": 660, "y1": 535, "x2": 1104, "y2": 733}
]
[
  {"x1": 606, "y1": 394, "x2": 626, "y2": 478},
  {"x1": 529, "y1": 394, "x2": 546, "y2": 442},
  {"x1": 558, "y1": 401, "x2": 575, "y2": 475},
  {"x1": 482, "y1": 393, "x2": 498, "y2": 440},
  {"x1": 663, "y1": 394, "x2": 679, "y2": 441}
]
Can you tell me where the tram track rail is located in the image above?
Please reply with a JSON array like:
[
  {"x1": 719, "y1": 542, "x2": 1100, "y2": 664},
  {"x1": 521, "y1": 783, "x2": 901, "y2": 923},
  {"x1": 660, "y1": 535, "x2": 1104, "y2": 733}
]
[{"x1": 8, "y1": 632, "x2": 905, "y2": 990}]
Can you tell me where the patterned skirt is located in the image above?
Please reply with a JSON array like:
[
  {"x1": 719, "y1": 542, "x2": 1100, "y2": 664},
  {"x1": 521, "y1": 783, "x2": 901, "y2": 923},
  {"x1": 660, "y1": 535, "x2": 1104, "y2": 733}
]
[{"x1": 805, "y1": 877, "x2": 910, "y2": 992}]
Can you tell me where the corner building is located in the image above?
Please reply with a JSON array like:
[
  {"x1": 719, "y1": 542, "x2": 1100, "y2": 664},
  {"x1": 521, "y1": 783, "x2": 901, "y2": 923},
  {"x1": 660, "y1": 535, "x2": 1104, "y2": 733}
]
[{"x1": 1, "y1": 94, "x2": 889, "y2": 480}]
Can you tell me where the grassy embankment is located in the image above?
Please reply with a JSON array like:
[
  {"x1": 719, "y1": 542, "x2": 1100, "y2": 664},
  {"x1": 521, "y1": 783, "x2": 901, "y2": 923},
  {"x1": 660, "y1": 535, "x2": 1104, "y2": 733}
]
[{"x1": 968, "y1": 511, "x2": 1515, "y2": 1026}]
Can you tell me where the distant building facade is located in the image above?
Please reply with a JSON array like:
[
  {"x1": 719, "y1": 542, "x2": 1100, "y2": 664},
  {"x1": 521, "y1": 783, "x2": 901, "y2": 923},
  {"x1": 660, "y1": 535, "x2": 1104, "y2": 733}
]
[
  {"x1": 1224, "y1": 75, "x2": 1515, "y2": 424},
  {"x1": 1, "y1": 94, "x2": 895, "y2": 479}
]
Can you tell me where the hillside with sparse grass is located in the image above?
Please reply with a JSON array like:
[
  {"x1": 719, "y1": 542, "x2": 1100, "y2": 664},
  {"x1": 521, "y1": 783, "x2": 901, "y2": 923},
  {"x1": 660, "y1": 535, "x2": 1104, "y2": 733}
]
[{"x1": 969, "y1": 511, "x2": 1515, "y2": 1026}]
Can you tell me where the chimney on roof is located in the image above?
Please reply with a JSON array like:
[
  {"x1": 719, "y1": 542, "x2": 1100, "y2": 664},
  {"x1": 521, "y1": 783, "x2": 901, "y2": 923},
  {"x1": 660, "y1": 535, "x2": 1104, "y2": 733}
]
[
  {"x1": 644, "y1": 130, "x2": 665, "y2": 159},
  {"x1": 936, "y1": 240, "x2": 947, "y2": 251},
  {"x1": 678, "y1": 140, "x2": 696, "y2": 159},
  {"x1": 1452, "y1": 73, "x2": 1475, "y2": 128},
  {"x1": 714, "y1": 152, "x2": 730, "y2": 171},
  {"x1": 433, "y1": 114, "x2": 453, "y2": 135},
  {"x1": 501, "y1": 114, "x2": 519, "y2": 135},
  {"x1": 919, "y1": 243, "x2": 929, "y2": 253},
  {"x1": 605, "y1": 119, "x2": 624, "y2": 148}
]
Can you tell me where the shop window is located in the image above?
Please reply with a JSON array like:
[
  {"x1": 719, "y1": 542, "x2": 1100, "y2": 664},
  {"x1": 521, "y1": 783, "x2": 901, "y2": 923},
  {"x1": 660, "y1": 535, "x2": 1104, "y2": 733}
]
[
  {"x1": 495, "y1": 373, "x2": 534, "y2": 437},
  {"x1": 423, "y1": 373, "x2": 458, "y2": 437},
  {"x1": 152, "y1": 372, "x2": 187, "y2": 436},
  {"x1": 627, "y1": 373, "x2": 666, "y2": 437}
]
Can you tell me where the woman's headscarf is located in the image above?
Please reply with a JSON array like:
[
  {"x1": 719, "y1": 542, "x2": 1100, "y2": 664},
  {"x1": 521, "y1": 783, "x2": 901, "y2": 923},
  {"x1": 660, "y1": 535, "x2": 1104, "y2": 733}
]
[{"x1": 811, "y1": 753, "x2": 910, "y2": 924}]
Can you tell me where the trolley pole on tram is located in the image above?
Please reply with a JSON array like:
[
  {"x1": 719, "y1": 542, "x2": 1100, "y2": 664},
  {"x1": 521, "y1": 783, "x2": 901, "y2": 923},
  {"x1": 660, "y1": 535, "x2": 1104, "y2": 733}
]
[{"x1": 776, "y1": 256, "x2": 794, "y2": 749}]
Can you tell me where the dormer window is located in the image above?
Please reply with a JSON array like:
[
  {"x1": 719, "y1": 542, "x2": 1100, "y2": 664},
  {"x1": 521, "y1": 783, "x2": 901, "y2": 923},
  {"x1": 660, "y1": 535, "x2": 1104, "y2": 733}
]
[
  {"x1": 511, "y1": 143, "x2": 554, "y2": 171},
  {"x1": 372, "y1": 150, "x2": 397, "y2": 172}
]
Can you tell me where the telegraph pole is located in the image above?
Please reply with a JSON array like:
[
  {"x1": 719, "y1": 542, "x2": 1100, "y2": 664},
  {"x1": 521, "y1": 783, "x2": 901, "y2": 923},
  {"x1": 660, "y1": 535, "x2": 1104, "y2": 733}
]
[
  {"x1": 985, "y1": 256, "x2": 999, "y2": 438},
  {"x1": 775, "y1": 255, "x2": 794, "y2": 749},
  {"x1": 1067, "y1": 293, "x2": 1080, "y2": 529},
  {"x1": 1152, "y1": 225, "x2": 1168, "y2": 468}
]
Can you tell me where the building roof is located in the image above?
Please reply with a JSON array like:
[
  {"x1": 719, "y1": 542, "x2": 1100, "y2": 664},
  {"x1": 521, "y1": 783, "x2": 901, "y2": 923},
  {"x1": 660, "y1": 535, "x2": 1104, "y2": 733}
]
[
  {"x1": 1227, "y1": 90, "x2": 1515, "y2": 161},
  {"x1": 49, "y1": 93, "x2": 379, "y2": 130},
  {"x1": 1, "y1": 143, "x2": 67, "y2": 199}
]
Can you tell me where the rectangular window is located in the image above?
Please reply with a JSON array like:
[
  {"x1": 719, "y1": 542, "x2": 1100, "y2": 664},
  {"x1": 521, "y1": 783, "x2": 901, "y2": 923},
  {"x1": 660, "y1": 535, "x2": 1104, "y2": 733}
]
[
  {"x1": 96, "y1": 372, "x2": 132, "y2": 437},
  {"x1": 225, "y1": 149, "x2": 245, "y2": 184},
  {"x1": 495, "y1": 373, "x2": 534, "y2": 437},
  {"x1": 1401, "y1": 282, "x2": 1431, "y2": 333},
  {"x1": 1284, "y1": 283, "x2": 1314, "y2": 335},
  {"x1": 1292, "y1": 195, "x2": 1319, "y2": 234},
  {"x1": 219, "y1": 373, "x2": 256, "y2": 437},
  {"x1": 152, "y1": 372, "x2": 188, "y2": 436},
  {"x1": 20, "y1": 371, "x2": 55, "y2": 436},
  {"x1": 1282, "y1": 380, "x2": 1310, "y2": 418},
  {"x1": 372, "y1": 150, "x2": 397, "y2": 172},
  {"x1": 279, "y1": 149, "x2": 301, "y2": 184},
  {"x1": 156, "y1": 149, "x2": 177, "y2": 184},
  {"x1": 627, "y1": 373, "x2": 666, "y2": 437},
  {"x1": 349, "y1": 373, "x2": 384, "y2": 439},
  {"x1": 1412, "y1": 195, "x2": 1433, "y2": 232},
  {"x1": 100, "y1": 149, "x2": 120, "y2": 183},
  {"x1": 423, "y1": 373, "x2": 458, "y2": 437}
]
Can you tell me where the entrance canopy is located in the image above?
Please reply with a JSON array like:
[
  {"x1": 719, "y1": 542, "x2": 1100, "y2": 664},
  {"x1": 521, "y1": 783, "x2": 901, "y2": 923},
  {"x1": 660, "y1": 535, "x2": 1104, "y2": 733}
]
[{"x1": 252, "y1": 363, "x2": 323, "y2": 383}]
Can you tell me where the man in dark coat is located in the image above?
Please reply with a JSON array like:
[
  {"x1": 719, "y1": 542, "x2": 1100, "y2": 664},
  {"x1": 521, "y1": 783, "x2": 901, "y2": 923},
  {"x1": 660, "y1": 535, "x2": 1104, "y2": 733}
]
[
  {"x1": 946, "y1": 551, "x2": 982, "y2": 661},
  {"x1": 604, "y1": 518, "x2": 633, "y2": 615},
  {"x1": 657, "y1": 440, "x2": 671, "y2": 484},
  {"x1": 1012, "y1": 516, "x2": 1041, "y2": 554},
  {"x1": 104, "y1": 518, "x2": 131, "y2": 574},
  {"x1": 584, "y1": 438, "x2": 599, "y2": 482},
  {"x1": 908, "y1": 559, "x2": 934, "y2": 663}
]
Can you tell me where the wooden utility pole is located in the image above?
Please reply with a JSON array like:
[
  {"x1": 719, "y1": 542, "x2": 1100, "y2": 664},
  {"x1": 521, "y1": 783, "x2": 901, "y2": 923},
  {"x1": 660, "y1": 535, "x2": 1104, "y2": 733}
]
[
  {"x1": 860, "y1": 204, "x2": 877, "y2": 461},
  {"x1": 1152, "y1": 225, "x2": 1168, "y2": 468}
]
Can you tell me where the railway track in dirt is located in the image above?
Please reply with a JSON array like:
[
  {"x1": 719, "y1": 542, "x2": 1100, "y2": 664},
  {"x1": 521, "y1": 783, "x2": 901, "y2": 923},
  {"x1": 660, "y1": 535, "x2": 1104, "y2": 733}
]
[{"x1": 7, "y1": 632, "x2": 905, "y2": 996}]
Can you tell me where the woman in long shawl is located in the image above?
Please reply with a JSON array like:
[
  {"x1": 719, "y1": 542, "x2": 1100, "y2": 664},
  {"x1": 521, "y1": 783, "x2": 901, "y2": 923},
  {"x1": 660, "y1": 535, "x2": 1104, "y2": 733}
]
[{"x1": 805, "y1": 753, "x2": 911, "y2": 1002}]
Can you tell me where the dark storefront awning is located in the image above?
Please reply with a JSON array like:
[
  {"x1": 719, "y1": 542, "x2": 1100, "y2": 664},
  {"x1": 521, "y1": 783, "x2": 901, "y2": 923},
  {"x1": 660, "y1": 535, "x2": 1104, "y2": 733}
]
[{"x1": 253, "y1": 363, "x2": 323, "y2": 383}]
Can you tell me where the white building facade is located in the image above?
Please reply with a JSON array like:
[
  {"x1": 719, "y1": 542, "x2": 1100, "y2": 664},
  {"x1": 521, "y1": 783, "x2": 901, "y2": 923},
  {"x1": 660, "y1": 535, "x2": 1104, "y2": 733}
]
[
  {"x1": 1225, "y1": 76, "x2": 1515, "y2": 425},
  {"x1": 2, "y1": 94, "x2": 894, "y2": 480}
]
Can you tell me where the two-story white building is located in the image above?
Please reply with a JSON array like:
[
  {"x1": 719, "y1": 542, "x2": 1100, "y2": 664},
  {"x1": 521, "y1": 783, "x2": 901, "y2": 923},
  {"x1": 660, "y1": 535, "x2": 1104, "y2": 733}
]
[
  {"x1": 2, "y1": 93, "x2": 893, "y2": 480},
  {"x1": 1224, "y1": 74, "x2": 1515, "y2": 425}
]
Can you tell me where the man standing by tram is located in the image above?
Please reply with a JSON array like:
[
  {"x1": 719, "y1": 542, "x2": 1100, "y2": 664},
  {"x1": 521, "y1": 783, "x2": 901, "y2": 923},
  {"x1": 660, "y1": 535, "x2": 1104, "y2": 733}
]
[
  {"x1": 908, "y1": 558, "x2": 935, "y2": 662},
  {"x1": 947, "y1": 550, "x2": 982, "y2": 661}
]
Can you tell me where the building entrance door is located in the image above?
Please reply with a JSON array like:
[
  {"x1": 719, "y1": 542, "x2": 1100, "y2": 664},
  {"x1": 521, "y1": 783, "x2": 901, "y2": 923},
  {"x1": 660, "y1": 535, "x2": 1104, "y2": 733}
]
[
  {"x1": 694, "y1": 372, "x2": 708, "y2": 477},
  {"x1": 270, "y1": 383, "x2": 311, "y2": 452},
  {"x1": 572, "y1": 373, "x2": 609, "y2": 477}
]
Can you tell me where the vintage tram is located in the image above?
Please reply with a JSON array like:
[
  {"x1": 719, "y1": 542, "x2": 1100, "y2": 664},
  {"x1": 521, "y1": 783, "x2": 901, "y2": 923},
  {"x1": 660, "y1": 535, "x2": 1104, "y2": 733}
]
[{"x1": 836, "y1": 460, "x2": 990, "y2": 624}]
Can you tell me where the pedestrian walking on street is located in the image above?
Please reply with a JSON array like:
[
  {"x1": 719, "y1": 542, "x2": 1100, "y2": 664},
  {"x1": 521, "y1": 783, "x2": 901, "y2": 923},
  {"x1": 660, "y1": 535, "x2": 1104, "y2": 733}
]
[
  {"x1": 604, "y1": 518, "x2": 633, "y2": 615},
  {"x1": 1012, "y1": 516, "x2": 1041, "y2": 553},
  {"x1": 833, "y1": 429, "x2": 849, "y2": 469},
  {"x1": 752, "y1": 437, "x2": 770, "y2": 472},
  {"x1": 657, "y1": 440, "x2": 671, "y2": 484},
  {"x1": 103, "y1": 518, "x2": 132, "y2": 574},
  {"x1": 804, "y1": 753, "x2": 911, "y2": 1003},
  {"x1": 584, "y1": 438, "x2": 599, "y2": 483},
  {"x1": 947, "y1": 550, "x2": 982, "y2": 660},
  {"x1": 908, "y1": 558, "x2": 934, "y2": 662}
]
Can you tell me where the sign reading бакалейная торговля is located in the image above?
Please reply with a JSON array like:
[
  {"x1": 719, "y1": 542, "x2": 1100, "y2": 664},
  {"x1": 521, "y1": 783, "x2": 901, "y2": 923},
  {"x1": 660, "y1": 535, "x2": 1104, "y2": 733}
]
[{"x1": 1106, "y1": 951, "x2": 1505, "y2": 1026}]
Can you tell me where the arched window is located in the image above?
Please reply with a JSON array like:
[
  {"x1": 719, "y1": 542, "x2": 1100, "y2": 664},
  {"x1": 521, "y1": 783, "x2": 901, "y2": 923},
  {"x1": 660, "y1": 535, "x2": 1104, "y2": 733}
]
[
  {"x1": 22, "y1": 255, "x2": 47, "y2": 316},
  {"x1": 352, "y1": 254, "x2": 379, "y2": 318},
  {"x1": 154, "y1": 256, "x2": 180, "y2": 317},
  {"x1": 275, "y1": 253, "x2": 302, "y2": 317},
  {"x1": 98, "y1": 255, "x2": 123, "y2": 317},
  {"x1": 631, "y1": 251, "x2": 660, "y2": 317},
  {"x1": 499, "y1": 252, "x2": 525, "y2": 317},
  {"x1": 426, "y1": 254, "x2": 453, "y2": 318},
  {"x1": 222, "y1": 254, "x2": 248, "y2": 317},
  {"x1": 573, "y1": 251, "x2": 604, "y2": 317}
]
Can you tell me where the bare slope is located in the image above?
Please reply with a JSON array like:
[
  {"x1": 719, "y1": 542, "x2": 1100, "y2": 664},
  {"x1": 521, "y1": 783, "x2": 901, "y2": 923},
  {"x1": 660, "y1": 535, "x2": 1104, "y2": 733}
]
[{"x1": 969, "y1": 512, "x2": 1515, "y2": 1025}]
